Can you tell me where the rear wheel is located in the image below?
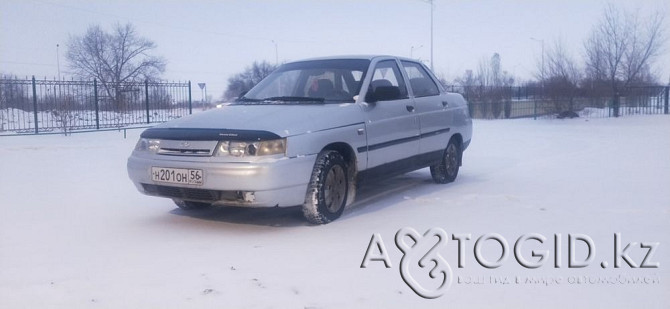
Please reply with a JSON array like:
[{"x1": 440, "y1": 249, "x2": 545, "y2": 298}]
[
  {"x1": 174, "y1": 200, "x2": 211, "y2": 210},
  {"x1": 302, "y1": 151, "x2": 348, "y2": 224},
  {"x1": 430, "y1": 138, "x2": 461, "y2": 184}
]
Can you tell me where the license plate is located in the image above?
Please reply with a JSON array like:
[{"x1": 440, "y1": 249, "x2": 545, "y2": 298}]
[{"x1": 151, "y1": 167, "x2": 203, "y2": 185}]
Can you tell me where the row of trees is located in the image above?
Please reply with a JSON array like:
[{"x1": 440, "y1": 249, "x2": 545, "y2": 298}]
[
  {"x1": 452, "y1": 53, "x2": 517, "y2": 118},
  {"x1": 223, "y1": 61, "x2": 277, "y2": 100},
  {"x1": 453, "y1": 4, "x2": 666, "y2": 117}
]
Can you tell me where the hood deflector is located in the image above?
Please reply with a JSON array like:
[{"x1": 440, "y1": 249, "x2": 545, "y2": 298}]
[{"x1": 140, "y1": 128, "x2": 282, "y2": 141}]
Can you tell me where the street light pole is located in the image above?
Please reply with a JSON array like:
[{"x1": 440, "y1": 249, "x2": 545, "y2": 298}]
[
  {"x1": 417, "y1": 1, "x2": 434, "y2": 69},
  {"x1": 271, "y1": 40, "x2": 278, "y2": 65},
  {"x1": 430, "y1": 0, "x2": 434, "y2": 71},
  {"x1": 56, "y1": 43, "x2": 61, "y2": 80}
]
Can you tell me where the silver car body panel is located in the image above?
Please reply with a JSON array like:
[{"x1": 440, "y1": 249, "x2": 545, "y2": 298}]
[{"x1": 127, "y1": 55, "x2": 472, "y2": 208}]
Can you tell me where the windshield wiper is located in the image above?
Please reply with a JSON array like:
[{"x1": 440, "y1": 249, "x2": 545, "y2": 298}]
[{"x1": 262, "y1": 96, "x2": 325, "y2": 102}]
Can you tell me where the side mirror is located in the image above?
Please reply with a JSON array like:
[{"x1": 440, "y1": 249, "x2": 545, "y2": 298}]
[
  {"x1": 238, "y1": 91, "x2": 248, "y2": 99},
  {"x1": 365, "y1": 91, "x2": 377, "y2": 103},
  {"x1": 366, "y1": 86, "x2": 401, "y2": 103}
]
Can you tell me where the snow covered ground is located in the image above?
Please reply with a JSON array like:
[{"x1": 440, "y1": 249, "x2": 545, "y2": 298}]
[{"x1": 1, "y1": 115, "x2": 669, "y2": 308}]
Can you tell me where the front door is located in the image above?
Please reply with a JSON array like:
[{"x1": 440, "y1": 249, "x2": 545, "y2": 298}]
[{"x1": 360, "y1": 59, "x2": 420, "y2": 171}]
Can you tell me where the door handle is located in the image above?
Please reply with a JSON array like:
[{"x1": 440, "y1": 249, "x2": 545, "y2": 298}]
[
  {"x1": 442, "y1": 101, "x2": 449, "y2": 107},
  {"x1": 406, "y1": 105, "x2": 415, "y2": 112}
]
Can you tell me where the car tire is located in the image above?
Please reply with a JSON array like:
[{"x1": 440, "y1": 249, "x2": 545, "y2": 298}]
[
  {"x1": 430, "y1": 138, "x2": 461, "y2": 184},
  {"x1": 174, "y1": 199, "x2": 211, "y2": 210},
  {"x1": 302, "y1": 150, "x2": 348, "y2": 224}
]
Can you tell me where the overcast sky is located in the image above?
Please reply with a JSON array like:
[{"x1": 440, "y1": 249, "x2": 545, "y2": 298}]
[{"x1": 1, "y1": 0, "x2": 669, "y2": 100}]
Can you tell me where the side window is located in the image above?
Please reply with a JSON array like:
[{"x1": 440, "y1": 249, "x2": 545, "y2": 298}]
[
  {"x1": 369, "y1": 60, "x2": 408, "y2": 100},
  {"x1": 401, "y1": 61, "x2": 440, "y2": 97},
  {"x1": 348, "y1": 70, "x2": 364, "y2": 95}
]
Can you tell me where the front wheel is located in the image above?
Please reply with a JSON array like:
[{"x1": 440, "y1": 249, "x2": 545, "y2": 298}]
[
  {"x1": 430, "y1": 138, "x2": 461, "y2": 184},
  {"x1": 302, "y1": 151, "x2": 348, "y2": 224}
]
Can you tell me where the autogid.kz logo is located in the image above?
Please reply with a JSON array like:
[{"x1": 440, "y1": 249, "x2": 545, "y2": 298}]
[
  {"x1": 360, "y1": 227, "x2": 661, "y2": 299},
  {"x1": 395, "y1": 227, "x2": 452, "y2": 298},
  {"x1": 361, "y1": 227, "x2": 453, "y2": 299}
]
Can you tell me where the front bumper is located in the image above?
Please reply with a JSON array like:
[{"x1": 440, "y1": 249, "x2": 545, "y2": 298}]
[{"x1": 127, "y1": 153, "x2": 317, "y2": 207}]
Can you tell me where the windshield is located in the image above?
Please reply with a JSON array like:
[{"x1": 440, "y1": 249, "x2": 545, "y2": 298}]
[{"x1": 239, "y1": 59, "x2": 370, "y2": 104}]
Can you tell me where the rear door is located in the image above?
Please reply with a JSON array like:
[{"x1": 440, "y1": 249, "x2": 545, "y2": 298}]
[
  {"x1": 401, "y1": 60, "x2": 453, "y2": 158},
  {"x1": 360, "y1": 59, "x2": 420, "y2": 170}
]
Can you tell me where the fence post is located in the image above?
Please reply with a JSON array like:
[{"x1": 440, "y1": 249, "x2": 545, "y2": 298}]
[
  {"x1": 613, "y1": 93, "x2": 620, "y2": 117},
  {"x1": 145, "y1": 79, "x2": 150, "y2": 124},
  {"x1": 94, "y1": 79, "x2": 100, "y2": 130},
  {"x1": 31, "y1": 76, "x2": 39, "y2": 134},
  {"x1": 516, "y1": 86, "x2": 521, "y2": 100},
  {"x1": 534, "y1": 86, "x2": 541, "y2": 120},
  {"x1": 664, "y1": 86, "x2": 669, "y2": 115},
  {"x1": 188, "y1": 81, "x2": 192, "y2": 115}
]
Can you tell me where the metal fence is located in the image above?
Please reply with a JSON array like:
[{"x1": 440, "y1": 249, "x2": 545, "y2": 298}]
[
  {"x1": 2, "y1": 77, "x2": 668, "y2": 135},
  {"x1": 0, "y1": 76, "x2": 192, "y2": 135},
  {"x1": 445, "y1": 85, "x2": 670, "y2": 120}
]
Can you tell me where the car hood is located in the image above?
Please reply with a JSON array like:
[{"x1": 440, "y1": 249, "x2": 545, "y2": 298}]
[{"x1": 152, "y1": 103, "x2": 363, "y2": 138}]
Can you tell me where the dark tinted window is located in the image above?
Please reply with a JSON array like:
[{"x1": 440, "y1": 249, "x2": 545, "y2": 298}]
[
  {"x1": 370, "y1": 60, "x2": 408, "y2": 100},
  {"x1": 401, "y1": 61, "x2": 440, "y2": 97}
]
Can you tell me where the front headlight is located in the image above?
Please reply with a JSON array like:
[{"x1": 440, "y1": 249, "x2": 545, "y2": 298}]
[
  {"x1": 134, "y1": 138, "x2": 160, "y2": 153},
  {"x1": 215, "y1": 139, "x2": 286, "y2": 157}
]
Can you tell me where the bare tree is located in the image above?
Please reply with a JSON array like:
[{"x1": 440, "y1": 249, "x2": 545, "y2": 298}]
[
  {"x1": 66, "y1": 23, "x2": 166, "y2": 110},
  {"x1": 453, "y1": 69, "x2": 476, "y2": 87},
  {"x1": 476, "y1": 56, "x2": 493, "y2": 87},
  {"x1": 583, "y1": 4, "x2": 665, "y2": 116},
  {"x1": 471, "y1": 53, "x2": 515, "y2": 118},
  {"x1": 543, "y1": 40, "x2": 581, "y2": 84},
  {"x1": 540, "y1": 39, "x2": 582, "y2": 114},
  {"x1": 223, "y1": 61, "x2": 277, "y2": 100},
  {"x1": 491, "y1": 53, "x2": 502, "y2": 87},
  {"x1": 51, "y1": 95, "x2": 78, "y2": 135},
  {"x1": 453, "y1": 69, "x2": 478, "y2": 117},
  {"x1": 434, "y1": 72, "x2": 450, "y2": 89},
  {"x1": 473, "y1": 53, "x2": 515, "y2": 88}
]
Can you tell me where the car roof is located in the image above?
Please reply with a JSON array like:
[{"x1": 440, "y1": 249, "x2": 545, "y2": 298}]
[{"x1": 288, "y1": 55, "x2": 417, "y2": 63}]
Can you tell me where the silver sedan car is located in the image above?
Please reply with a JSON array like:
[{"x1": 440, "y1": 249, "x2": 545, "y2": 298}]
[{"x1": 127, "y1": 55, "x2": 473, "y2": 224}]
